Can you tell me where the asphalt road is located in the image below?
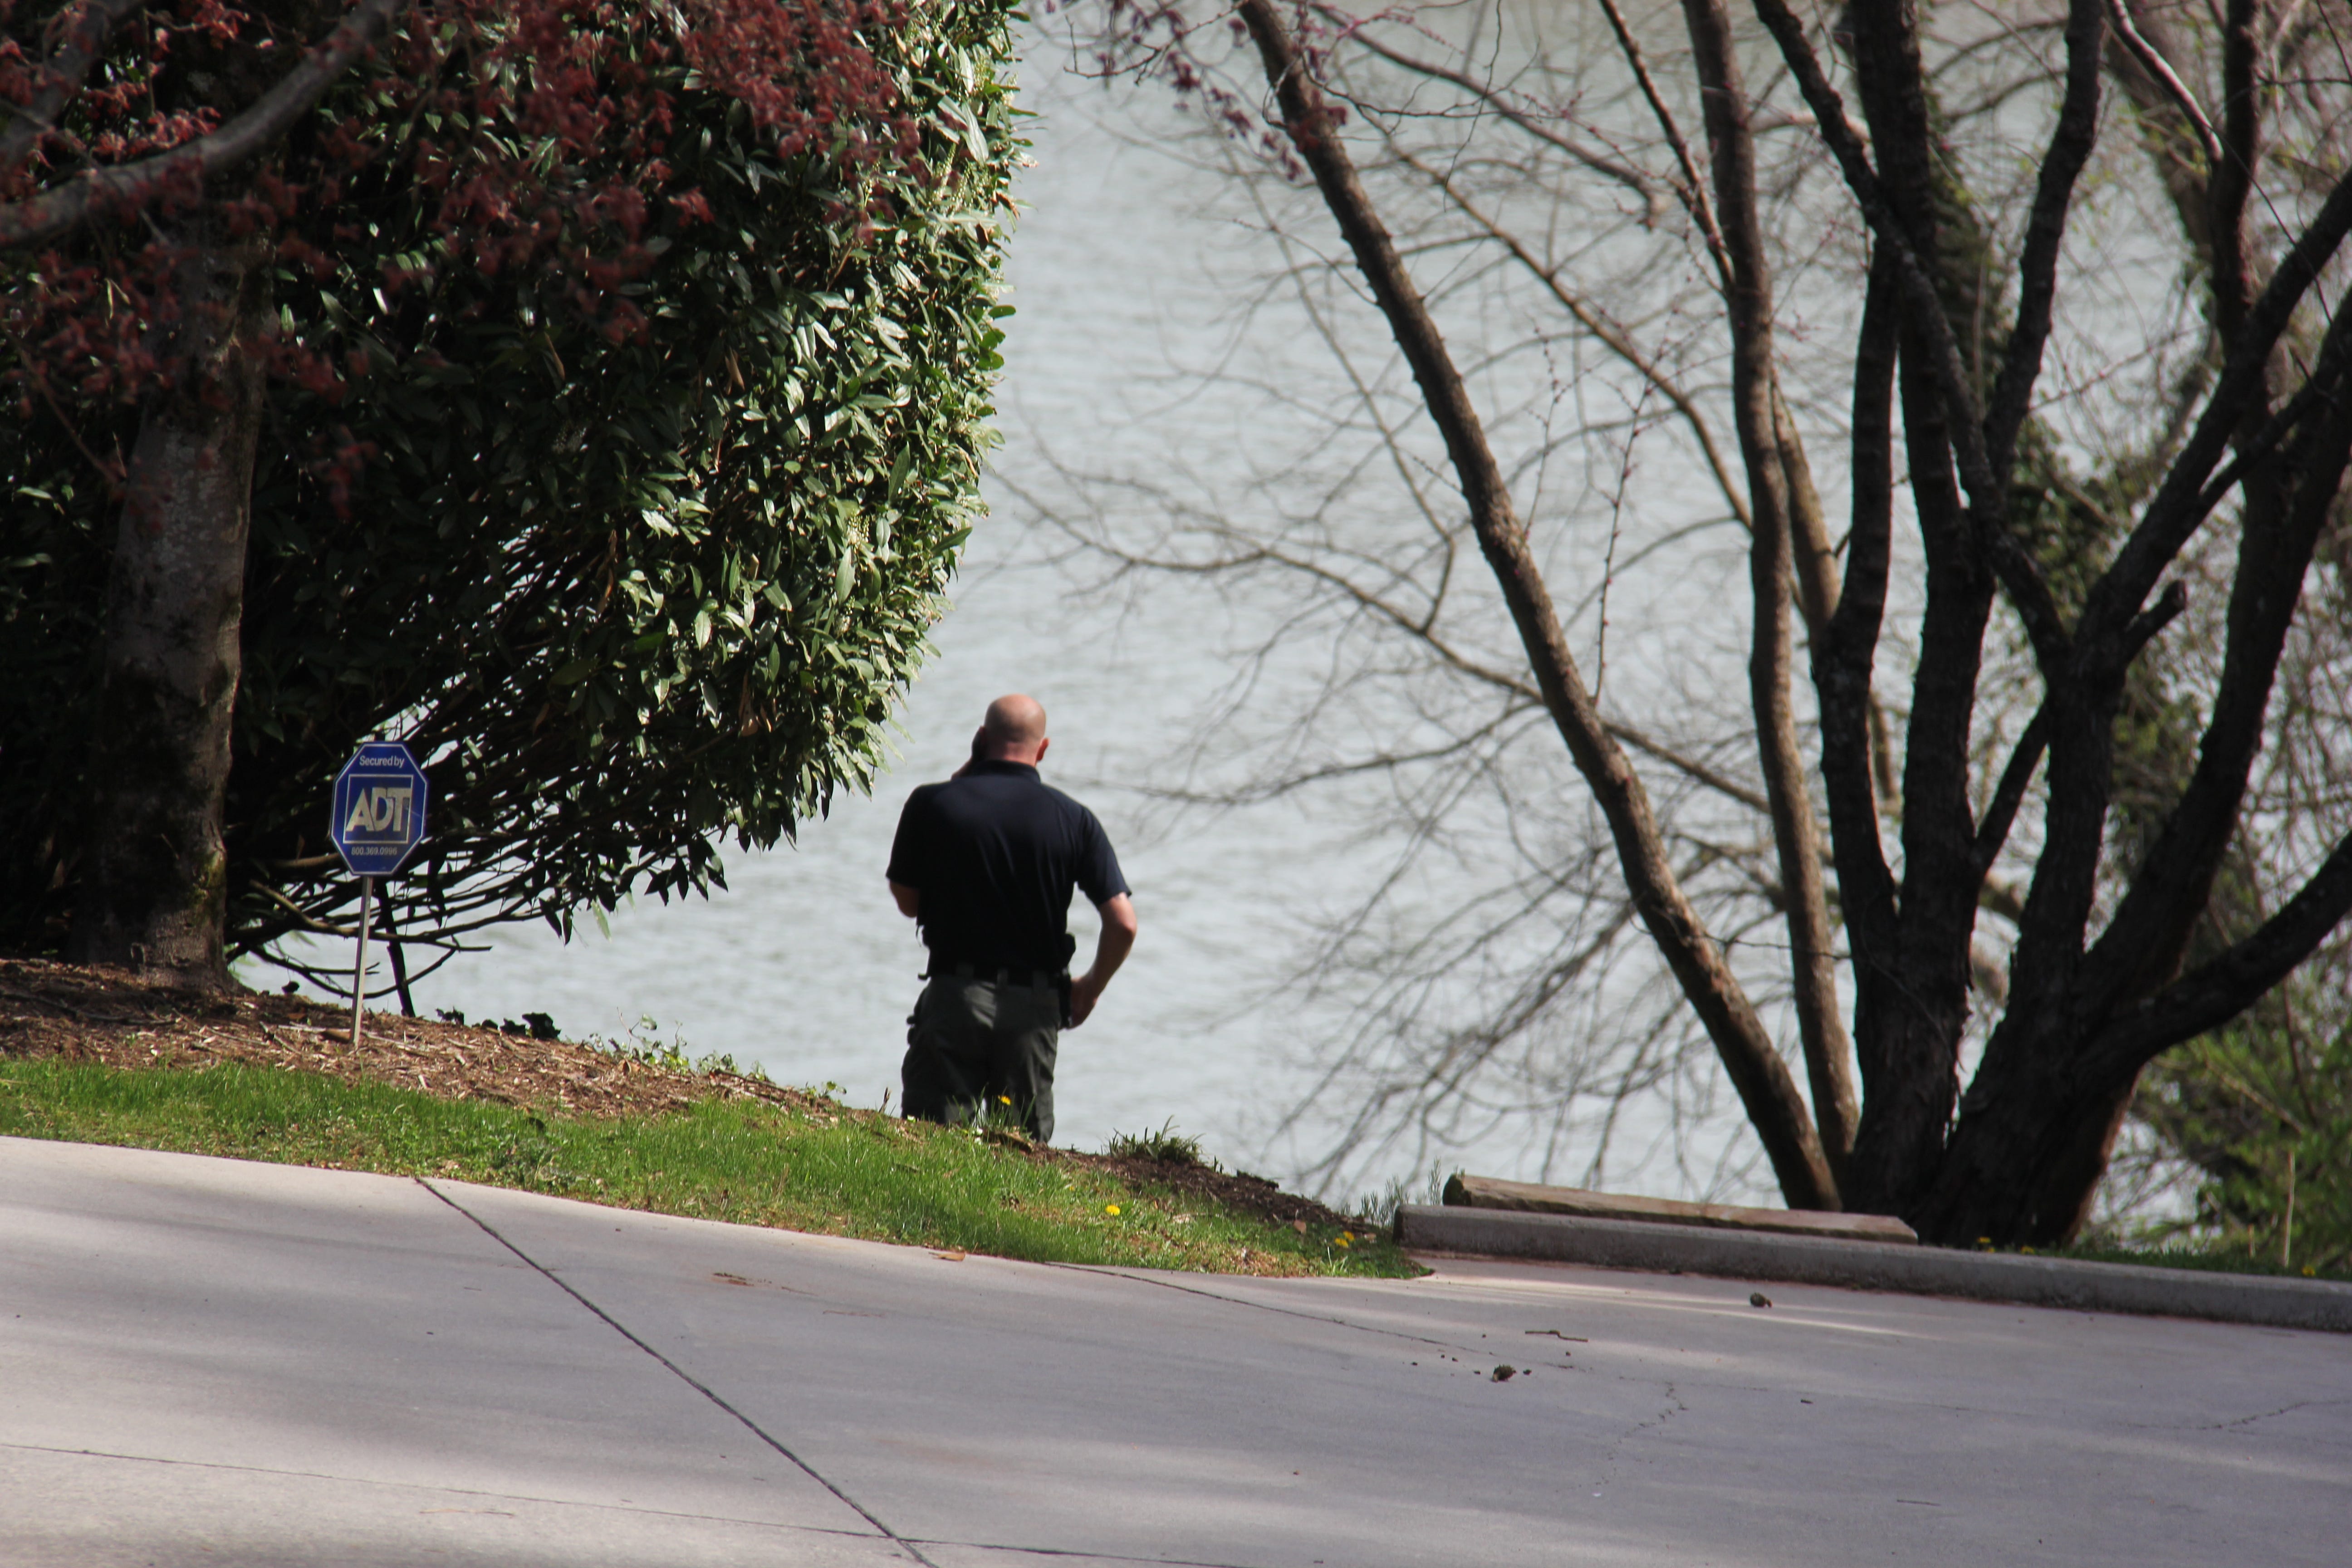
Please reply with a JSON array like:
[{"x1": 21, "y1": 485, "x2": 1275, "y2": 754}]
[{"x1": 4, "y1": 1135, "x2": 2346, "y2": 1566}]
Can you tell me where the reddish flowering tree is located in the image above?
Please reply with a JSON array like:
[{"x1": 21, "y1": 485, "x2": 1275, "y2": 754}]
[{"x1": 1, "y1": 0, "x2": 930, "y2": 985}]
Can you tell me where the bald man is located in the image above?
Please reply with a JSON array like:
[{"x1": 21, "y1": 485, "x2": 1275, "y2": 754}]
[{"x1": 885, "y1": 695, "x2": 1138, "y2": 1143}]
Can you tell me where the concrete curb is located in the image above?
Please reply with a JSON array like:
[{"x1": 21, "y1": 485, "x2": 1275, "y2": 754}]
[{"x1": 1393, "y1": 1205, "x2": 2352, "y2": 1334}]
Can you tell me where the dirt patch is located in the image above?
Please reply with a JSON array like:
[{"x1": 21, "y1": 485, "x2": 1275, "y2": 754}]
[
  {"x1": 1077, "y1": 1153, "x2": 1364, "y2": 1232},
  {"x1": 964, "y1": 1124, "x2": 1362, "y2": 1230},
  {"x1": 0, "y1": 957, "x2": 1364, "y2": 1234},
  {"x1": 0, "y1": 956, "x2": 815, "y2": 1120}
]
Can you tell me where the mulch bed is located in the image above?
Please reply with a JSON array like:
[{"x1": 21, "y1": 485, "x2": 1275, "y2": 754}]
[
  {"x1": 0, "y1": 957, "x2": 1362, "y2": 1232},
  {"x1": 0, "y1": 956, "x2": 814, "y2": 1120}
]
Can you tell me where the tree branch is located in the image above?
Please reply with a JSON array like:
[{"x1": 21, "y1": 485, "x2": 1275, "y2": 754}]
[
  {"x1": 1772, "y1": 376, "x2": 1841, "y2": 639},
  {"x1": 0, "y1": 0, "x2": 405, "y2": 252},
  {"x1": 2105, "y1": 0, "x2": 2216, "y2": 260},
  {"x1": 2081, "y1": 161, "x2": 2352, "y2": 650},
  {"x1": 1606, "y1": 720, "x2": 1769, "y2": 816},
  {"x1": 1973, "y1": 708, "x2": 2048, "y2": 876},
  {"x1": 1984, "y1": 0, "x2": 2106, "y2": 483},
  {"x1": 1592, "y1": 0, "x2": 1731, "y2": 287},
  {"x1": 2208, "y1": 0, "x2": 2263, "y2": 348},
  {"x1": 2119, "y1": 577, "x2": 2189, "y2": 661},
  {"x1": 2105, "y1": 0, "x2": 2221, "y2": 164},
  {"x1": 2087, "y1": 828, "x2": 2352, "y2": 1083},
  {"x1": 0, "y1": 0, "x2": 148, "y2": 181},
  {"x1": 1332, "y1": 19, "x2": 1666, "y2": 225},
  {"x1": 1389, "y1": 147, "x2": 1754, "y2": 534},
  {"x1": 2078, "y1": 295, "x2": 2352, "y2": 1014},
  {"x1": 1044, "y1": 495, "x2": 1781, "y2": 823},
  {"x1": 1815, "y1": 248, "x2": 1900, "y2": 970},
  {"x1": 1681, "y1": 0, "x2": 1856, "y2": 1178},
  {"x1": 1748, "y1": 0, "x2": 2069, "y2": 670}
]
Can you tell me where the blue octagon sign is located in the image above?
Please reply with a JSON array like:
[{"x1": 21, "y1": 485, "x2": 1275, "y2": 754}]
[{"x1": 330, "y1": 741, "x2": 429, "y2": 877}]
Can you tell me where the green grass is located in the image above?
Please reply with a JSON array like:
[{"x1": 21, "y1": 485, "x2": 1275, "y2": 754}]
[
  {"x1": 0, "y1": 1061, "x2": 1416, "y2": 1277},
  {"x1": 2050, "y1": 1242, "x2": 2352, "y2": 1285},
  {"x1": 1104, "y1": 1118, "x2": 1208, "y2": 1164},
  {"x1": 1954, "y1": 1233, "x2": 2350, "y2": 1284}
]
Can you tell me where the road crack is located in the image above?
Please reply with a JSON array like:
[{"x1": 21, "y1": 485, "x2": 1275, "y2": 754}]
[{"x1": 420, "y1": 1178, "x2": 938, "y2": 1566}]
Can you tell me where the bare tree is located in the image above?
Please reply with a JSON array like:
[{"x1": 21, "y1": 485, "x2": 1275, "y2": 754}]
[{"x1": 1048, "y1": 0, "x2": 2352, "y2": 1242}]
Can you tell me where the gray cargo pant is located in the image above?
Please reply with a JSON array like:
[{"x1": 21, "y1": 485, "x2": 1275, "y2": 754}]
[{"x1": 901, "y1": 971, "x2": 1063, "y2": 1144}]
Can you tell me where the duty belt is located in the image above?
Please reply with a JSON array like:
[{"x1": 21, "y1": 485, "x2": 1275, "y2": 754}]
[{"x1": 941, "y1": 962, "x2": 1063, "y2": 990}]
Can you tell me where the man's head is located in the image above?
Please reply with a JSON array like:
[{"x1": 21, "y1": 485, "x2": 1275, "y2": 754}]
[{"x1": 975, "y1": 693, "x2": 1049, "y2": 765}]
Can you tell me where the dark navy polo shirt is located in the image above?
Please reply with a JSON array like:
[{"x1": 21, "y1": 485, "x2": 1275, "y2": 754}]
[{"x1": 886, "y1": 759, "x2": 1130, "y2": 974}]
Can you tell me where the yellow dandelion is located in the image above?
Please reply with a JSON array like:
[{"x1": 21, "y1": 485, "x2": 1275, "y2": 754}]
[
  {"x1": 1105, "y1": 1204, "x2": 1121, "y2": 1216},
  {"x1": 1336, "y1": 1234, "x2": 1352, "y2": 1247},
  {"x1": 998, "y1": 1095, "x2": 1012, "y2": 1105}
]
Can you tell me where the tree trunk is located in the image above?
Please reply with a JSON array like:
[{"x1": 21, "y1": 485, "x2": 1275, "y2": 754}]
[
  {"x1": 1827, "y1": 0, "x2": 2004, "y2": 1220},
  {"x1": 69, "y1": 227, "x2": 266, "y2": 988},
  {"x1": 1909, "y1": 1028, "x2": 2134, "y2": 1245}
]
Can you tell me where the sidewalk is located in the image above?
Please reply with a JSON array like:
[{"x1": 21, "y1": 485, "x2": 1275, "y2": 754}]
[{"x1": 5, "y1": 1135, "x2": 2347, "y2": 1566}]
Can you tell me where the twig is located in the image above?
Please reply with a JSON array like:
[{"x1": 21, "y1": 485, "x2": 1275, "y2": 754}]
[{"x1": 1332, "y1": 18, "x2": 1666, "y2": 223}]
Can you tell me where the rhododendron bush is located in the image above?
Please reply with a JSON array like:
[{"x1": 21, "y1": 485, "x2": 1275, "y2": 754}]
[{"x1": 0, "y1": 0, "x2": 1018, "y2": 987}]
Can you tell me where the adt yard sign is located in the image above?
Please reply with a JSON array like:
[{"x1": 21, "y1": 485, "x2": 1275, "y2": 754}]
[
  {"x1": 329, "y1": 741, "x2": 428, "y2": 1049},
  {"x1": 330, "y1": 742, "x2": 429, "y2": 876}
]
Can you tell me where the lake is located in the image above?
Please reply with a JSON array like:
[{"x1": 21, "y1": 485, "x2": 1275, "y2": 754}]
[{"x1": 363, "y1": 54, "x2": 1429, "y2": 1193}]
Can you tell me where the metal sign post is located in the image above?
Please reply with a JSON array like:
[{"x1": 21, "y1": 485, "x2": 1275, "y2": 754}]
[
  {"x1": 349, "y1": 877, "x2": 373, "y2": 1048},
  {"x1": 328, "y1": 741, "x2": 430, "y2": 1049}
]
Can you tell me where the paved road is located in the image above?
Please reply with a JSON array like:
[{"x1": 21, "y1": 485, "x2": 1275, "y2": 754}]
[{"x1": 4, "y1": 1137, "x2": 2346, "y2": 1566}]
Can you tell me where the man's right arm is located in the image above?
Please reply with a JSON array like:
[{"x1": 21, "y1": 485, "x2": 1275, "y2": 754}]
[{"x1": 889, "y1": 880, "x2": 921, "y2": 919}]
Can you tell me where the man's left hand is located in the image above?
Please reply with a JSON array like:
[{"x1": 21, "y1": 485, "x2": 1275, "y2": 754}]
[{"x1": 1066, "y1": 894, "x2": 1137, "y2": 1029}]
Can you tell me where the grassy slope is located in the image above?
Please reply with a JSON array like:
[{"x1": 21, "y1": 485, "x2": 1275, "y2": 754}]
[{"x1": 0, "y1": 1060, "x2": 1416, "y2": 1277}]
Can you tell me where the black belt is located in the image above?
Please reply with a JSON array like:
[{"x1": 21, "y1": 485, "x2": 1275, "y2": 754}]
[{"x1": 939, "y1": 962, "x2": 1063, "y2": 989}]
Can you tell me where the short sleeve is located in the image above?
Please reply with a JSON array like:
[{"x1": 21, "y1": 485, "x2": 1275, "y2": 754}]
[
  {"x1": 1073, "y1": 808, "x2": 1129, "y2": 906},
  {"x1": 887, "y1": 788, "x2": 936, "y2": 888}
]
